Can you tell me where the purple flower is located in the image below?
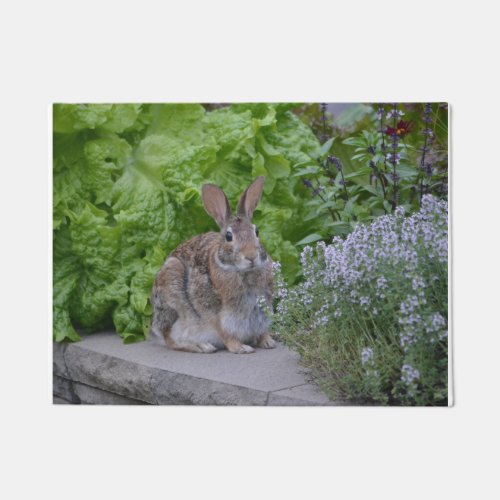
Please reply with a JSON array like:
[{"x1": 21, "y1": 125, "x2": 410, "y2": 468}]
[
  {"x1": 386, "y1": 152, "x2": 401, "y2": 165},
  {"x1": 328, "y1": 156, "x2": 343, "y2": 171},
  {"x1": 387, "y1": 109, "x2": 404, "y2": 120},
  {"x1": 361, "y1": 347, "x2": 374, "y2": 364},
  {"x1": 401, "y1": 364, "x2": 420, "y2": 384}
]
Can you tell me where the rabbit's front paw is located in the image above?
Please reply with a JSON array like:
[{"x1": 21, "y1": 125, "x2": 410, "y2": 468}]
[
  {"x1": 226, "y1": 340, "x2": 255, "y2": 354},
  {"x1": 257, "y1": 333, "x2": 276, "y2": 349}
]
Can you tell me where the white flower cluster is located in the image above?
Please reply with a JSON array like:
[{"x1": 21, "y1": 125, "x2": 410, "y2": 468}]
[
  {"x1": 272, "y1": 196, "x2": 448, "y2": 401},
  {"x1": 312, "y1": 302, "x2": 330, "y2": 329},
  {"x1": 256, "y1": 294, "x2": 272, "y2": 317},
  {"x1": 361, "y1": 347, "x2": 374, "y2": 365},
  {"x1": 401, "y1": 364, "x2": 420, "y2": 385}
]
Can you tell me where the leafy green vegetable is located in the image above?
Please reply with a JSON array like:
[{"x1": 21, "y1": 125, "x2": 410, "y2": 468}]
[
  {"x1": 53, "y1": 103, "x2": 322, "y2": 343},
  {"x1": 295, "y1": 233, "x2": 324, "y2": 245}
]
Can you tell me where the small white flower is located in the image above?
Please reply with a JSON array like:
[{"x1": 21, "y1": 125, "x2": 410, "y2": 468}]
[
  {"x1": 439, "y1": 330, "x2": 448, "y2": 341},
  {"x1": 387, "y1": 109, "x2": 405, "y2": 119},
  {"x1": 359, "y1": 296, "x2": 371, "y2": 307},
  {"x1": 361, "y1": 347, "x2": 374, "y2": 365},
  {"x1": 401, "y1": 364, "x2": 420, "y2": 385}
]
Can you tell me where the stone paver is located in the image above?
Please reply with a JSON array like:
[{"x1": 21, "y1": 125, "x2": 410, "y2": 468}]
[
  {"x1": 53, "y1": 396, "x2": 70, "y2": 404},
  {"x1": 53, "y1": 331, "x2": 336, "y2": 406},
  {"x1": 268, "y1": 383, "x2": 333, "y2": 406}
]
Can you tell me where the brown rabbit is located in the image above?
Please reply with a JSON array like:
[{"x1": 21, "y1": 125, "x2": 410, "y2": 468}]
[{"x1": 150, "y1": 176, "x2": 276, "y2": 354}]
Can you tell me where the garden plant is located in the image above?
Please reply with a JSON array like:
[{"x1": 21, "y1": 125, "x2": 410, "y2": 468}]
[
  {"x1": 292, "y1": 102, "x2": 448, "y2": 244},
  {"x1": 271, "y1": 195, "x2": 448, "y2": 405}
]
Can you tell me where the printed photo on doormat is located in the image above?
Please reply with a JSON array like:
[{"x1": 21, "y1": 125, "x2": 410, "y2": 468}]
[{"x1": 52, "y1": 103, "x2": 449, "y2": 406}]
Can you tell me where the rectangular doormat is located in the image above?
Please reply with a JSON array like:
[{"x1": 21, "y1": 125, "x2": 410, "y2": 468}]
[{"x1": 52, "y1": 102, "x2": 449, "y2": 406}]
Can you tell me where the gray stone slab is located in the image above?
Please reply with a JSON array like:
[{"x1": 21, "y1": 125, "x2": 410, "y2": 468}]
[
  {"x1": 268, "y1": 384, "x2": 334, "y2": 406},
  {"x1": 53, "y1": 396, "x2": 71, "y2": 404},
  {"x1": 53, "y1": 375, "x2": 80, "y2": 403},
  {"x1": 152, "y1": 371, "x2": 268, "y2": 405},
  {"x1": 72, "y1": 382, "x2": 148, "y2": 405},
  {"x1": 54, "y1": 331, "x2": 335, "y2": 406},
  {"x1": 53, "y1": 341, "x2": 69, "y2": 378},
  {"x1": 71, "y1": 331, "x2": 308, "y2": 393},
  {"x1": 64, "y1": 344, "x2": 157, "y2": 404}
]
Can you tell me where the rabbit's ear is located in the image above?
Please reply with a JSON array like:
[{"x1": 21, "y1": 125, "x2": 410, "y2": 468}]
[
  {"x1": 202, "y1": 183, "x2": 231, "y2": 228},
  {"x1": 237, "y1": 176, "x2": 265, "y2": 219}
]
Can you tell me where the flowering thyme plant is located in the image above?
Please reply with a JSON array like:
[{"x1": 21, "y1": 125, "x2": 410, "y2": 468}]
[{"x1": 271, "y1": 195, "x2": 448, "y2": 406}]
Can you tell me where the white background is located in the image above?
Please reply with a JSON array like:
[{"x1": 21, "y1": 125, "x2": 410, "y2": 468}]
[{"x1": 1, "y1": 0, "x2": 499, "y2": 498}]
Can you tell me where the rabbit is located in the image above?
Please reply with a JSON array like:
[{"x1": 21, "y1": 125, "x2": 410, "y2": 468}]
[{"x1": 150, "y1": 176, "x2": 276, "y2": 354}]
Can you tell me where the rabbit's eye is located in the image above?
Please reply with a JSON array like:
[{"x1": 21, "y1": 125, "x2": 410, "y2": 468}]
[
  {"x1": 225, "y1": 231, "x2": 233, "y2": 242},
  {"x1": 255, "y1": 227, "x2": 259, "y2": 237}
]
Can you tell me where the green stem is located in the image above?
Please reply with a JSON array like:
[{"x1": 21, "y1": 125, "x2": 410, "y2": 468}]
[
  {"x1": 391, "y1": 108, "x2": 398, "y2": 210},
  {"x1": 313, "y1": 175, "x2": 339, "y2": 223}
]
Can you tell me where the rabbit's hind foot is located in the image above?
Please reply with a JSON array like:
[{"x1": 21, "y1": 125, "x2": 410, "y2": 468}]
[{"x1": 165, "y1": 336, "x2": 218, "y2": 353}]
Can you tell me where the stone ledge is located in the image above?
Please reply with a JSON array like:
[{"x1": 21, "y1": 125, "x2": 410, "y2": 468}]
[{"x1": 53, "y1": 332, "x2": 335, "y2": 406}]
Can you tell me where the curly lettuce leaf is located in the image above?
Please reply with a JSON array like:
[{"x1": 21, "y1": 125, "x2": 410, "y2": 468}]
[{"x1": 53, "y1": 104, "x2": 142, "y2": 134}]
